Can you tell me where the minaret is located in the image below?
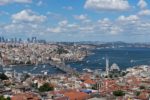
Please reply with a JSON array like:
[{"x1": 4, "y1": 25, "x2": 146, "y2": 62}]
[{"x1": 105, "y1": 56, "x2": 109, "y2": 76}]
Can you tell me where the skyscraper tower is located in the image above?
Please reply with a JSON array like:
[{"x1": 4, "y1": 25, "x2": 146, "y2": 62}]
[{"x1": 105, "y1": 56, "x2": 109, "y2": 76}]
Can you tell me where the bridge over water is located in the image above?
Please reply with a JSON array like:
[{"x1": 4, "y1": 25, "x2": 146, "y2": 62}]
[{"x1": 49, "y1": 61, "x2": 78, "y2": 74}]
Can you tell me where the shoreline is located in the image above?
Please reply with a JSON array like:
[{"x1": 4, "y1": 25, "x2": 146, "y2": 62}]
[{"x1": 1, "y1": 63, "x2": 48, "y2": 67}]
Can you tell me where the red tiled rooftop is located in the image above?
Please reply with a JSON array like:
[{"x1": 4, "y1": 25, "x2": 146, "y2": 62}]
[
  {"x1": 84, "y1": 79, "x2": 96, "y2": 84},
  {"x1": 64, "y1": 91, "x2": 90, "y2": 100},
  {"x1": 11, "y1": 93, "x2": 41, "y2": 100}
]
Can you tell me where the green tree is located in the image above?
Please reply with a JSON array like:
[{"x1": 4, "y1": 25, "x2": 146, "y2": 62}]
[
  {"x1": 92, "y1": 84, "x2": 97, "y2": 90},
  {"x1": 140, "y1": 85, "x2": 146, "y2": 90},
  {"x1": 114, "y1": 74, "x2": 118, "y2": 78},
  {"x1": 57, "y1": 47, "x2": 68, "y2": 55},
  {"x1": 109, "y1": 74, "x2": 113, "y2": 78},
  {"x1": 135, "y1": 91, "x2": 140, "y2": 96},
  {"x1": 0, "y1": 96, "x2": 10, "y2": 100},
  {"x1": 6, "y1": 97, "x2": 10, "y2": 100},
  {"x1": 0, "y1": 73, "x2": 9, "y2": 80},
  {"x1": 38, "y1": 83, "x2": 54, "y2": 92},
  {"x1": 113, "y1": 90, "x2": 125, "y2": 96},
  {"x1": 105, "y1": 75, "x2": 108, "y2": 78},
  {"x1": 24, "y1": 74, "x2": 30, "y2": 80},
  {"x1": 121, "y1": 72, "x2": 126, "y2": 76}
]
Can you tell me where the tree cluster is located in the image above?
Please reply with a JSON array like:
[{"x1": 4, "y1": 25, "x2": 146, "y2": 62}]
[
  {"x1": 113, "y1": 90, "x2": 125, "y2": 96},
  {"x1": 0, "y1": 73, "x2": 8, "y2": 80},
  {"x1": 38, "y1": 83, "x2": 54, "y2": 92}
]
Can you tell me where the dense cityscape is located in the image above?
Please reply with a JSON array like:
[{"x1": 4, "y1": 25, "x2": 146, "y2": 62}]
[
  {"x1": 0, "y1": 37, "x2": 150, "y2": 100},
  {"x1": 1, "y1": 0, "x2": 150, "y2": 100},
  {"x1": 0, "y1": 37, "x2": 89, "y2": 67}
]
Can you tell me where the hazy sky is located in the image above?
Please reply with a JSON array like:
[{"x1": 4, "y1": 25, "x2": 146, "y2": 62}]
[{"x1": 0, "y1": 0, "x2": 150, "y2": 42}]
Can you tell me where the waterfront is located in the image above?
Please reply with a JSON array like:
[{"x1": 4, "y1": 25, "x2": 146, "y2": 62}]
[
  {"x1": 1, "y1": 47, "x2": 150, "y2": 74},
  {"x1": 0, "y1": 64, "x2": 65, "y2": 74}
]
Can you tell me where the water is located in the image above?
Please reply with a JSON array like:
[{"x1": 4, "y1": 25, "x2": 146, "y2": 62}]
[
  {"x1": 0, "y1": 64, "x2": 64, "y2": 74},
  {"x1": 1, "y1": 47, "x2": 150, "y2": 74},
  {"x1": 67, "y1": 47, "x2": 150, "y2": 71}
]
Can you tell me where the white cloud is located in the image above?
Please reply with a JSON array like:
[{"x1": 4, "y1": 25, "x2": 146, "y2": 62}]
[
  {"x1": 138, "y1": 9, "x2": 150, "y2": 16},
  {"x1": 117, "y1": 15, "x2": 139, "y2": 22},
  {"x1": 46, "y1": 12, "x2": 66, "y2": 21},
  {"x1": 74, "y1": 14, "x2": 87, "y2": 20},
  {"x1": 109, "y1": 26, "x2": 123, "y2": 35},
  {"x1": 12, "y1": 9, "x2": 46, "y2": 23},
  {"x1": 2, "y1": 9, "x2": 150, "y2": 41},
  {"x1": 47, "y1": 20, "x2": 69, "y2": 33},
  {"x1": 63, "y1": 6, "x2": 73, "y2": 10},
  {"x1": 3, "y1": 22, "x2": 47, "y2": 37},
  {"x1": 47, "y1": 17, "x2": 123, "y2": 35},
  {"x1": 4, "y1": 24, "x2": 23, "y2": 32},
  {"x1": 79, "y1": 26, "x2": 94, "y2": 33},
  {"x1": 137, "y1": 0, "x2": 147, "y2": 9},
  {"x1": 67, "y1": 24, "x2": 79, "y2": 28},
  {"x1": 0, "y1": 0, "x2": 32, "y2": 5},
  {"x1": 58, "y1": 20, "x2": 68, "y2": 26},
  {"x1": 98, "y1": 18, "x2": 110, "y2": 24},
  {"x1": 37, "y1": 1, "x2": 43, "y2": 6},
  {"x1": 47, "y1": 27, "x2": 62, "y2": 33},
  {"x1": 115, "y1": 14, "x2": 150, "y2": 36},
  {"x1": 84, "y1": 0, "x2": 130, "y2": 11},
  {"x1": 74, "y1": 14, "x2": 91, "y2": 23}
]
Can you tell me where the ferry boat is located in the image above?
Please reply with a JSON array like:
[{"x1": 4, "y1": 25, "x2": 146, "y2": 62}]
[
  {"x1": 3, "y1": 67, "x2": 12, "y2": 71},
  {"x1": 130, "y1": 60, "x2": 135, "y2": 63},
  {"x1": 83, "y1": 68, "x2": 93, "y2": 73},
  {"x1": 86, "y1": 60, "x2": 90, "y2": 63},
  {"x1": 78, "y1": 57, "x2": 84, "y2": 61},
  {"x1": 42, "y1": 65, "x2": 46, "y2": 68},
  {"x1": 33, "y1": 67, "x2": 38, "y2": 70}
]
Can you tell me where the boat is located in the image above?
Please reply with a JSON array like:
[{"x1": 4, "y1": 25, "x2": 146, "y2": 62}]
[
  {"x1": 3, "y1": 67, "x2": 12, "y2": 71},
  {"x1": 41, "y1": 70, "x2": 48, "y2": 73},
  {"x1": 86, "y1": 60, "x2": 89, "y2": 63},
  {"x1": 23, "y1": 71, "x2": 27, "y2": 73},
  {"x1": 78, "y1": 57, "x2": 84, "y2": 61},
  {"x1": 83, "y1": 68, "x2": 93, "y2": 73},
  {"x1": 33, "y1": 67, "x2": 38, "y2": 70},
  {"x1": 42, "y1": 65, "x2": 46, "y2": 68},
  {"x1": 44, "y1": 71, "x2": 48, "y2": 75},
  {"x1": 102, "y1": 57, "x2": 105, "y2": 60},
  {"x1": 130, "y1": 60, "x2": 135, "y2": 63},
  {"x1": 9, "y1": 65, "x2": 14, "y2": 67}
]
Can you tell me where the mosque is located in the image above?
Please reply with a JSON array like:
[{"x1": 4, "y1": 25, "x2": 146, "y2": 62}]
[{"x1": 105, "y1": 57, "x2": 120, "y2": 76}]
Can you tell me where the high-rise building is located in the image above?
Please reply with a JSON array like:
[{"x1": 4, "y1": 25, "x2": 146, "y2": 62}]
[
  {"x1": 15, "y1": 37, "x2": 17, "y2": 43},
  {"x1": 0, "y1": 37, "x2": 2, "y2": 42},
  {"x1": 11, "y1": 38, "x2": 14, "y2": 43},
  {"x1": 1, "y1": 37, "x2": 5, "y2": 42},
  {"x1": 27, "y1": 38, "x2": 30, "y2": 43},
  {"x1": 31, "y1": 37, "x2": 37, "y2": 43},
  {"x1": 19, "y1": 38, "x2": 22, "y2": 43}
]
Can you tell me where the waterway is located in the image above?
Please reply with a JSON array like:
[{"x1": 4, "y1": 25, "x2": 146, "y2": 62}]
[
  {"x1": 1, "y1": 47, "x2": 150, "y2": 74},
  {"x1": 68, "y1": 47, "x2": 150, "y2": 71}
]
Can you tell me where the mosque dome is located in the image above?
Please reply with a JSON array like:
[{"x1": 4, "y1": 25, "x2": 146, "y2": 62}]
[{"x1": 110, "y1": 63, "x2": 120, "y2": 71}]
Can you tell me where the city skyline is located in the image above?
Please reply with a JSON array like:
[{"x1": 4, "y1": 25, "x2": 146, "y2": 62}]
[{"x1": 0, "y1": 0, "x2": 150, "y2": 42}]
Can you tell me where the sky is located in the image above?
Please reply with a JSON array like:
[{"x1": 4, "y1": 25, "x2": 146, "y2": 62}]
[{"x1": 0, "y1": 0, "x2": 150, "y2": 42}]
